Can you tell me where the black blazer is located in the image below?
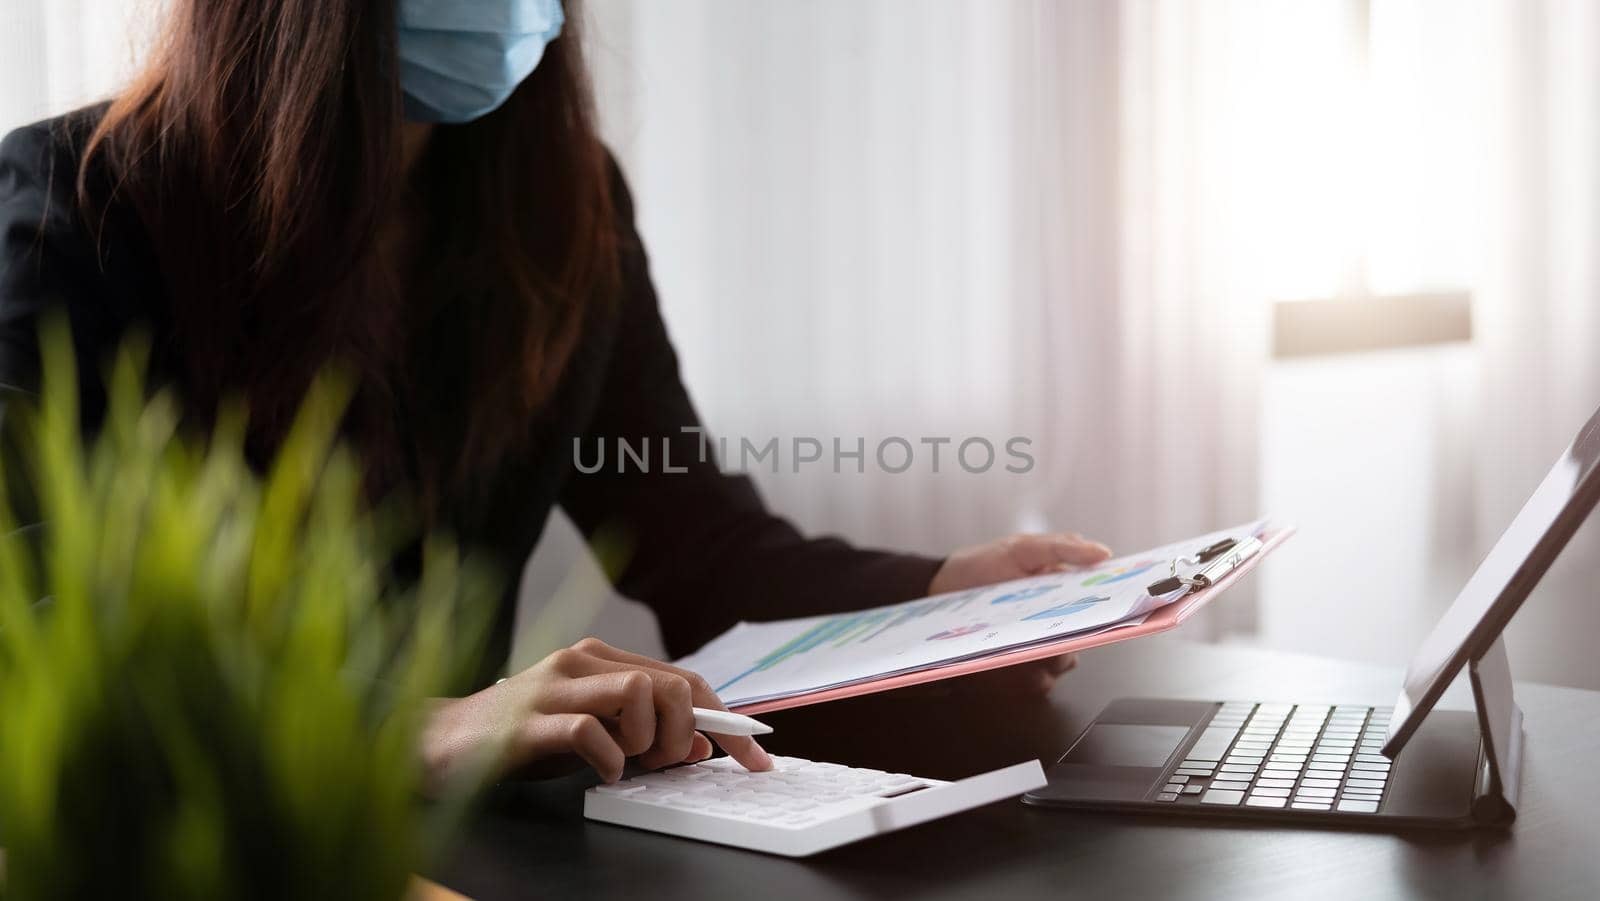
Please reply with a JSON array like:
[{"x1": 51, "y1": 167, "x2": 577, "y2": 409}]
[{"x1": 0, "y1": 108, "x2": 940, "y2": 678}]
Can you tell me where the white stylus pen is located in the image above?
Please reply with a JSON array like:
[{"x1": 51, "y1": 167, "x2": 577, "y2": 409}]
[{"x1": 692, "y1": 707, "x2": 773, "y2": 736}]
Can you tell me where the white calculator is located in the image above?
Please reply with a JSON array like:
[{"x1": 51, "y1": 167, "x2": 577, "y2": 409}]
[{"x1": 583, "y1": 755, "x2": 1046, "y2": 857}]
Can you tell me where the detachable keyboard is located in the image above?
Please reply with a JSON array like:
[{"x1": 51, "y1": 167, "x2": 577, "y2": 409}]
[
  {"x1": 1026, "y1": 696, "x2": 1458, "y2": 826},
  {"x1": 583, "y1": 755, "x2": 1046, "y2": 857},
  {"x1": 1162, "y1": 702, "x2": 1393, "y2": 812}
]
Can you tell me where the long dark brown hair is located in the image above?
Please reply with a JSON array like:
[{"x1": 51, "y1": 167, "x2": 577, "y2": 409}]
[{"x1": 79, "y1": 0, "x2": 618, "y2": 512}]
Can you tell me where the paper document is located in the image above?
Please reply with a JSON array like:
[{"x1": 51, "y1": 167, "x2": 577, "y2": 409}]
[{"x1": 679, "y1": 518, "x2": 1274, "y2": 708}]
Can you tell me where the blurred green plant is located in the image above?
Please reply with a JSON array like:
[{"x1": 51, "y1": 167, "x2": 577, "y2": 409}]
[{"x1": 0, "y1": 322, "x2": 497, "y2": 900}]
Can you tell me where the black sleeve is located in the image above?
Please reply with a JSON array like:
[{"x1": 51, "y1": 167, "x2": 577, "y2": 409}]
[
  {"x1": 0, "y1": 120, "x2": 91, "y2": 527},
  {"x1": 1, "y1": 114, "x2": 159, "y2": 530},
  {"x1": 558, "y1": 160, "x2": 943, "y2": 658}
]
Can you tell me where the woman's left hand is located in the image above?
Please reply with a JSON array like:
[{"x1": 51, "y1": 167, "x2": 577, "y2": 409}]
[{"x1": 927, "y1": 532, "x2": 1113, "y2": 697}]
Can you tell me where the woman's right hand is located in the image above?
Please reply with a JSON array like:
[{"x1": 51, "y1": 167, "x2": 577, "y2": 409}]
[{"x1": 420, "y1": 637, "x2": 772, "y2": 791}]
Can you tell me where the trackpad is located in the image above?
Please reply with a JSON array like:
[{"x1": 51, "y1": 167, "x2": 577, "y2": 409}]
[{"x1": 1063, "y1": 724, "x2": 1191, "y2": 768}]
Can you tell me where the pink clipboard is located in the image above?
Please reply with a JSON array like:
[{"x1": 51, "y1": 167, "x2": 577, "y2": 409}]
[{"x1": 730, "y1": 525, "x2": 1295, "y2": 715}]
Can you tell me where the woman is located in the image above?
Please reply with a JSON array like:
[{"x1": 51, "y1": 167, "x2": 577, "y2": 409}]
[{"x1": 0, "y1": 0, "x2": 1110, "y2": 784}]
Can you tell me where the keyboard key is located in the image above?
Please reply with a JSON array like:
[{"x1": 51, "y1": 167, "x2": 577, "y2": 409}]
[
  {"x1": 1308, "y1": 762, "x2": 1346, "y2": 772},
  {"x1": 1351, "y1": 762, "x2": 1390, "y2": 773},
  {"x1": 1201, "y1": 790, "x2": 1246, "y2": 805},
  {"x1": 1338, "y1": 799, "x2": 1380, "y2": 813},
  {"x1": 1180, "y1": 759, "x2": 1218, "y2": 769},
  {"x1": 1355, "y1": 754, "x2": 1390, "y2": 764},
  {"x1": 1256, "y1": 778, "x2": 1296, "y2": 789},
  {"x1": 1346, "y1": 778, "x2": 1387, "y2": 790},
  {"x1": 1292, "y1": 802, "x2": 1332, "y2": 811},
  {"x1": 1296, "y1": 787, "x2": 1336, "y2": 798},
  {"x1": 1251, "y1": 787, "x2": 1290, "y2": 797},
  {"x1": 1162, "y1": 783, "x2": 1185, "y2": 793},
  {"x1": 1246, "y1": 796, "x2": 1287, "y2": 808},
  {"x1": 1175, "y1": 769, "x2": 1214, "y2": 778},
  {"x1": 594, "y1": 783, "x2": 648, "y2": 795},
  {"x1": 1156, "y1": 792, "x2": 1179, "y2": 802},
  {"x1": 1167, "y1": 774, "x2": 1190, "y2": 783},
  {"x1": 1312, "y1": 754, "x2": 1351, "y2": 764},
  {"x1": 1182, "y1": 784, "x2": 1203, "y2": 795},
  {"x1": 1220, "y1": 764, "x2": 1259, "y2": 774},
  {"x1": 1210, "y1": 780, "x2": 1252, "y2": 791},
  {"x1": 1301, "y1": 778, "x2": 1341, "y2": 789}
]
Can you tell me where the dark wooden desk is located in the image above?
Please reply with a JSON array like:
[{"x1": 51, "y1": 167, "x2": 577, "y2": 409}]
[{"x1": 437, "y1": 638, "x2": 1600, "y2": 899}]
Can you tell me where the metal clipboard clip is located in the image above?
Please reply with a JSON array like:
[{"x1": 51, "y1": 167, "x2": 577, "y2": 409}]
[{"x1": 1146, "y1": 535, "x2": 1265, "y2": 599}]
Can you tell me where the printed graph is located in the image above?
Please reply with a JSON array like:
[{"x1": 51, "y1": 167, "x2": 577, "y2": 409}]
[
  {"x1": 926, "y1": 623, "x2": 989, "y2": 641},
  {"x1": 713, "y1": 590, "x2": 982, "y2": 692},
  {"x1": 988, "y1": 585, "x2": 1060, "y2": 605},
  {"x1": 1022, "y1": 595, "x2": 1111, "y2": 621},
  {"x1": 1082, "y1": 560, "x2": 1160, "y2": 587}
]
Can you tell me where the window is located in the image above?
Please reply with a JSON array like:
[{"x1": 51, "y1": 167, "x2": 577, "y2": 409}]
[{"x1": 1249, "y1": 0, "x2": 1482, "y2": 357}]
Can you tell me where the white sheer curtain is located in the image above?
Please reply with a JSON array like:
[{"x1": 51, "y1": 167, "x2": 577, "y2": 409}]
[
  {"x1": 572, "y1": 0, "x2": 1266, "y2": 651},
  {"x1": 1467, "y1": 0, "x2": 1600, "y2": 688},
  {"x1": 0, "y1": 0, "x2": 155, "y2": 136},
  {"x1": 571, "y1": 0, "x2": 1600, "y2": 673}
]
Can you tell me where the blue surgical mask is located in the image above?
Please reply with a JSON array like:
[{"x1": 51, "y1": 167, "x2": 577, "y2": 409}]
[{"x1": 397, "y1": 0, "x2": 565, "y2": 124}]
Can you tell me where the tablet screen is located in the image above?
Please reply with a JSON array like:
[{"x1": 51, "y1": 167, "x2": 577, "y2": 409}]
[{"x1": 1384, "y1": 404, "x2": 1600, "y2": 754}]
